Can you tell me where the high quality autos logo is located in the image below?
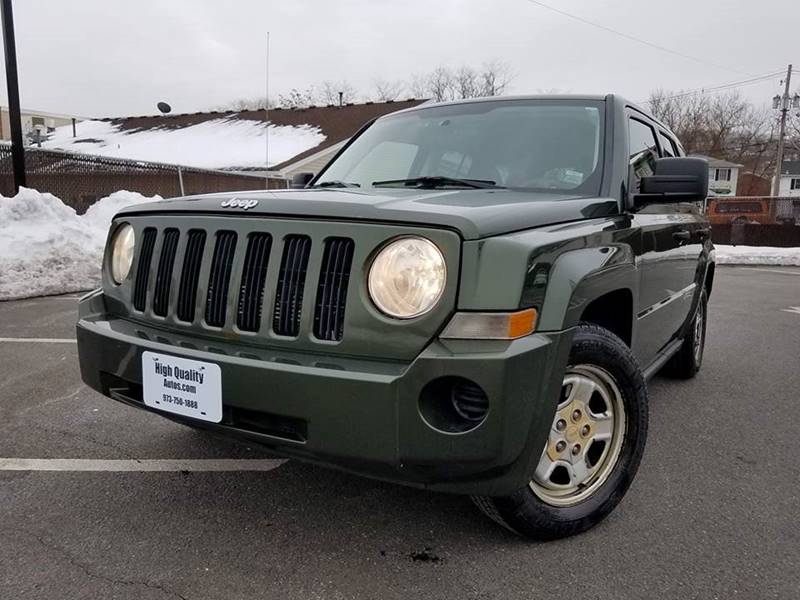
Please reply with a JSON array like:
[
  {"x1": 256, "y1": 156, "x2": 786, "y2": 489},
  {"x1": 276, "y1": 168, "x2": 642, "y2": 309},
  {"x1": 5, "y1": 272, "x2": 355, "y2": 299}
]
[{"x1": 221, "y1": 198, "x2": 259, "y2": 210}]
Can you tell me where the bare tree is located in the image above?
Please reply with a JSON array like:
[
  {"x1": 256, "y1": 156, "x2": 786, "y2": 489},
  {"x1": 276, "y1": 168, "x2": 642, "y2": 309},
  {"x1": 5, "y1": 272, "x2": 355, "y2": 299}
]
[
  {"x1": 408, "y1": 73, "x2": 429, "y2": 99},
  {"x1": 479, "y1": 60, "x2": 512, "y2": 96},
  {"x1": 427, "y1": 67, "x2": 455, "y2": 102},
  {"x1": 277, "y1": 86, "x2": 317, "y2": 109},
  {"x1": 213, "y1": 96, "x2": 275, "y2": 111},
  {"x1": 649, "y1": 89, "x2": 778, "y2": 182},
  {"x1": 454, "y1": 66, "x2": 480, "y2": 99},
  {"x1": 373, "y1": 78, "x2": 405, "y2": 101},
  {"x1": 319, "y1": 80, "x2": 358, "y2": 105}
]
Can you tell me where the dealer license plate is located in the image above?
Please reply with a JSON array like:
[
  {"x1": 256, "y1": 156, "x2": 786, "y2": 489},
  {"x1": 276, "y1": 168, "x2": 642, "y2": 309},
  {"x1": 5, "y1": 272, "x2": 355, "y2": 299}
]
[{"x1": 142, "y1": 351, "x2": 222, "y2": 423}]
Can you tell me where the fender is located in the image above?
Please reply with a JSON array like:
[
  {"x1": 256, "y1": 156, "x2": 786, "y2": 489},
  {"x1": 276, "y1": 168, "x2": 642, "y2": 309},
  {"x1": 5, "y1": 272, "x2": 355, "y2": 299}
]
[{"x1": 537, "y1": 245, "x2": 638, "y2": 331}]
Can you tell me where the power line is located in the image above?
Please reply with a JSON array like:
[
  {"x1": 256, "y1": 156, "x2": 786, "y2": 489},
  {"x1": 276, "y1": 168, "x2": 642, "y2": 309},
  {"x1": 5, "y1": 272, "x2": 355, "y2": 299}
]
[
  {"x1": 523, "y1": 0, "x2": 752, "y2": 77},
  {"x1": 643, "y1": 70, "x2": 785, "y2": 103}
]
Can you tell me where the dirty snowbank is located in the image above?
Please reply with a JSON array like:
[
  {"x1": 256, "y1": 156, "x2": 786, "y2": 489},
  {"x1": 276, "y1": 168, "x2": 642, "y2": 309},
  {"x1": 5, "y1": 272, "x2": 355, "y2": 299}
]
[
  {"x1": 715, "y1": 245, "x2": 800, "y2": 266},
  {"x1": 0, "y1": 188, "x2": 158, "y2": 300}
]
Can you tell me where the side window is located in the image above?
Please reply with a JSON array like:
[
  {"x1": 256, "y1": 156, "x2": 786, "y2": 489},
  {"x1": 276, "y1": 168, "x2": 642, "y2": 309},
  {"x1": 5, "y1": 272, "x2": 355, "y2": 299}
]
[
  {"x1": 628, "y1": 118, "x2": 659, "y2": 193},
  {"x1": 658, "y1": 131, "x2": 679, "y2": 157},
  {"x1": 714, "y1": 168, "x2": 731, "y2": 182}
]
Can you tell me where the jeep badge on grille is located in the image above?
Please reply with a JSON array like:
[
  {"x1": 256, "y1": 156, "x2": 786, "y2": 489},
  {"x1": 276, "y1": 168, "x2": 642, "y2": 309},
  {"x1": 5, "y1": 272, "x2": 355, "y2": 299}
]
[{"x1": 221, "y1": 198, "x2": 259, "y2": 210}]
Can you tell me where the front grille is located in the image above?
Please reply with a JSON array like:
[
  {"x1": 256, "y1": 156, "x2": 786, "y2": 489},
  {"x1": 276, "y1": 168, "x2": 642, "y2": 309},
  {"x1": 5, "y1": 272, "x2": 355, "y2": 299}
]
[
  {"x1": 313, "y1": 238, "x2": 355, "y2": 341},
  {"x1": 176, "y1": 230, "x2": 206, "y2": 322},
  {"x1": 132, "y1": 228, "x2": 157, "y2": 312},
  {"x1": 273, "y1": 235, "x2": 311, "y2": 337},
  {"x1": 237, "y1": 233, "x2": 272, "y2": 332},
  {"x1": 128, "y1": 226, "x2": 358, "y2": 342},
  {"x1": 205, "y1": 231, "x2": 237, "y2": 327},
  {"x1": 152, "y1": 229, "x2": 179, "y2": 316}
]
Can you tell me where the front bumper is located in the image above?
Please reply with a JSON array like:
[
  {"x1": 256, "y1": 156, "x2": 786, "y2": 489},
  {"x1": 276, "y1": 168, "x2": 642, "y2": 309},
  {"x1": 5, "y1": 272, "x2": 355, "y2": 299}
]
[{"x1": 77, "y1": 290, "x2": 573, "y2": 496}]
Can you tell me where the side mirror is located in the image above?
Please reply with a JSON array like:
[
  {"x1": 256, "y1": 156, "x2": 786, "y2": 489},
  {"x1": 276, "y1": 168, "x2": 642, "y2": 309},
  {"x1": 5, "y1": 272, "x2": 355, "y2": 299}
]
[
  {"x1": 634, "y1": 157, "x2": 708, "y2": 208},
  {"x1": 291, "y1": 172, "x2": 315, "y2": 189}
]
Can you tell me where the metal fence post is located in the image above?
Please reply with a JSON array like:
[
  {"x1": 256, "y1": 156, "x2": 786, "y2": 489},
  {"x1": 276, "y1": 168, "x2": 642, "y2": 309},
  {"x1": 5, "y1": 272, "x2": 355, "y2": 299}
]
[{"x1": 177, "y1": 165, "x2": 185, "y2": 196}]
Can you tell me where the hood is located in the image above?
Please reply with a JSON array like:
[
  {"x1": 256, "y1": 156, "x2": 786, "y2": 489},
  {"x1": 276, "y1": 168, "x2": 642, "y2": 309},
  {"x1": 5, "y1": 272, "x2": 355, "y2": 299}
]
[{"x1": 116, "y1": 188, "x2": 620, "y2": 240}]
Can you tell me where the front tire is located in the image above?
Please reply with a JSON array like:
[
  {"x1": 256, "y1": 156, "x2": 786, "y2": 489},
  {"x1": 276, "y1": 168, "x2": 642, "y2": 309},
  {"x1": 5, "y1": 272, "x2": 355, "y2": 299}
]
[{"x1": 473, "y1": 323, "x2": 648, "y2": 540}]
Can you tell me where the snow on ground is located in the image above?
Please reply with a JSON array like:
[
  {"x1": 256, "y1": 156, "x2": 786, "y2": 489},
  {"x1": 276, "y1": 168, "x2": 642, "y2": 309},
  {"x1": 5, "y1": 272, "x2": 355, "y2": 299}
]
[
  {"x1": 715, "y1": 244, "x2": 800, "y2": 266},
  {"x1": 0, "y1": 188, "x2": 158, "y2": 301},
  {"x1": 42, "y1": 118, "x2": 326, "y2": 169}
]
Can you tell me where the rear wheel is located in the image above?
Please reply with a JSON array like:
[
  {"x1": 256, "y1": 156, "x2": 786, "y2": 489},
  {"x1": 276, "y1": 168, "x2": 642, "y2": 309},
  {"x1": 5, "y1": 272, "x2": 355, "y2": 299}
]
[
  {"x1": 472, "y1": 324, "x2": 648, "y2": 540},
  {"x1": 664, "y1": 289, "x2": 707, "y2": 379}
]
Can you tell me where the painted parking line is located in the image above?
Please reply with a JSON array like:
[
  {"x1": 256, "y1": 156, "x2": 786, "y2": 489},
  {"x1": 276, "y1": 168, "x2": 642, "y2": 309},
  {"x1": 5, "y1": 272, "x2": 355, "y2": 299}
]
[
  {"x1": 781, "y1": 306, "x2": 800, "y2": 315},
  {"x1": 0, "y1": 337, "x2": 77, "y2": 343},
  {"x1": 0, "y1": 458, "x2": 287, "y2": 472},
  {"x1": 738, "y1": 267, "x2": 800, "y2": 276}
]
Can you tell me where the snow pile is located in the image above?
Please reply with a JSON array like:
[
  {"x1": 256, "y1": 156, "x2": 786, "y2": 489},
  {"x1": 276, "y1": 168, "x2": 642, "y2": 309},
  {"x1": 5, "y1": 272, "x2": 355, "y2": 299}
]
[
  {"x1": 0, "y1": 188, "x2": 158, "y2": 300},
  {"x1": 715, "y1": 245, "x2": 800, "y2": 266},
  {"x1": 43, "y1": 118, "x2": 326, "y2": 169}
]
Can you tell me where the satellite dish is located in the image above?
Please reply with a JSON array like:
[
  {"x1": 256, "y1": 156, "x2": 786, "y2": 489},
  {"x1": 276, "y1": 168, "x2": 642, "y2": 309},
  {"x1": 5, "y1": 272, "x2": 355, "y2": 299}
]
[{"x1": 157, "y1": 102, "x2": 172, "y2": 114}]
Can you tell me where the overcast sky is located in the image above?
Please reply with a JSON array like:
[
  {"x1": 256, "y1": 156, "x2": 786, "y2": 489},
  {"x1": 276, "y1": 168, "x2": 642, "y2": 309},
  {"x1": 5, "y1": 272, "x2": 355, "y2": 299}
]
[{"x1": 2, "y1": 0, "x2": 797, "y2": 118}]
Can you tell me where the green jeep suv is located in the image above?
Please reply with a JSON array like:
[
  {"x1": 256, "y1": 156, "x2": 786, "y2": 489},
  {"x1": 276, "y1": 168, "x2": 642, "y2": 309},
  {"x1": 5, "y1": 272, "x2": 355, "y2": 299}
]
[{"x1": 77, "y1": 95, "x2": 713, "y2": 539}]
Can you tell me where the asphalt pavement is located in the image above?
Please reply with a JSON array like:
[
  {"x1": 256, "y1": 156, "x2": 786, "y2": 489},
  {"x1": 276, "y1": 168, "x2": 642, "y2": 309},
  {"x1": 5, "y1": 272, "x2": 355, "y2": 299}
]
[{"x1": 1, "y1": 266, "x2": 799, "y2": 600}]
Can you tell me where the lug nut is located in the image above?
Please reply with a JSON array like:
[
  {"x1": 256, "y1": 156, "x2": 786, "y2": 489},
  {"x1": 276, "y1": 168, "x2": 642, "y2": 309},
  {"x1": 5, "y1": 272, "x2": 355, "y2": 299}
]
[
  {"x1": 572, "y1": 444, "x2": 581, "y2": 456},
  {"x1": 555, "y1": 441, "x2": 566, "y2": 452},
  {"x1": 581, "y1": 425, "x2": 591, "y2": 437},
  {"x1": 571, "y1": 409, "x2": 582, "y2": 421},
  {"x1": 556, "y1": 419, "x2": 567, "y2": 432}
]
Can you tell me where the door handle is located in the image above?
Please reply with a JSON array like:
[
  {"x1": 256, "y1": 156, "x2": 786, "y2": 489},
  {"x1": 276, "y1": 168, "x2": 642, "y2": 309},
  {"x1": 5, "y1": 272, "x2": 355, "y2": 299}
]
[{"x1": 673, "y1": 230, "x2": 691, "y2": 242}]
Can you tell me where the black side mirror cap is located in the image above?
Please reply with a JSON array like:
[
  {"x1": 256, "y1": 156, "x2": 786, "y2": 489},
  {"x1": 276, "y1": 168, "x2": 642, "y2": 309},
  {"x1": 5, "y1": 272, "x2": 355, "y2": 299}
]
[
  {"x1": 635, "y1": 157, "x2": 708, "y2": 208},
  {"x1": 291, "y1": 172, "x2": 315, "y2": 189}
]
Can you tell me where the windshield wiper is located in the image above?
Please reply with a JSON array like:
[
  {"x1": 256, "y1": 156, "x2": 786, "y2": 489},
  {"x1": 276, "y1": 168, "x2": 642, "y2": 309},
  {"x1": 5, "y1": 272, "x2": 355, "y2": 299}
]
[
  {"x1": 372, "y1": 176, "x2": 502, "y2": 189},
  {"x1": 312, "y1": 180, "x2": 360, "y2": 188}
]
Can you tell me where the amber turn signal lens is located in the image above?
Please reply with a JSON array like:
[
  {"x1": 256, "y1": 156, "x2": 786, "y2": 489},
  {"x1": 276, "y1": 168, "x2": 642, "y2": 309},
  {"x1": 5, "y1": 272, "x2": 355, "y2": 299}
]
[
  {"x1": 440, "y1": 308, "x2": 538, "y2": 340},
  {"x1": 506, "y1": 308, "x2": 538, "y2": 339}
]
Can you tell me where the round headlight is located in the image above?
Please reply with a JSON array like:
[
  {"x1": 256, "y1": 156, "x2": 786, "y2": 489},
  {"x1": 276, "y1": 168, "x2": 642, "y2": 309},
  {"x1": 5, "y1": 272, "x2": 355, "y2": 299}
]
[
  {"x1": 110, "y1": 224, "x2": 135, "y2": 284},
  {"x1": 368, "y1": 237, "x2": 446, "y2": 319}
]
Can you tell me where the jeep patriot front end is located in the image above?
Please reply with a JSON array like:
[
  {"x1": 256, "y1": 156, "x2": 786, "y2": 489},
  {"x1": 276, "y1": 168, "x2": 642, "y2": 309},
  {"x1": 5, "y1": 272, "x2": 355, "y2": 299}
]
[{"x1": 78, "y1": 95, "x2": 714, "y2": 539}]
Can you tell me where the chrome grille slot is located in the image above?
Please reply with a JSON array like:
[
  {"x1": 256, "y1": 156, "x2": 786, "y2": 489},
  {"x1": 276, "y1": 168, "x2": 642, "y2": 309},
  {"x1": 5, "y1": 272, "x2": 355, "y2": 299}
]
[
  {"x1": 152, "y1": 228, "x2": 180, "y2": 317},
  {"x1": 273, "y1": 235, "x2": 311, "y2": 337},
  {"x1": 236, "y1": 233, "x2": 272, "y2": 332},
  {"x1": 132, "y1": 228, "x2": 157, "y2": 312},
  {"x1": 176, "y1": 230, "x2": 206, "y2": 323},
  {"x1": 313, "y1": 238, "x2": 355, "y2": 341},
  {"x1": 204, "y1": 231, "x2": 237, "y2": 327}
]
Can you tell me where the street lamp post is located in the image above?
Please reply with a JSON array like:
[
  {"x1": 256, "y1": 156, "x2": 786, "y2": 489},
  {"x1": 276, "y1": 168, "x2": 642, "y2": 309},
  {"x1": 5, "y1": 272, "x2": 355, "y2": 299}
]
[{"x1": 1, "y1": 0, "x2": 25, "y2": 192}]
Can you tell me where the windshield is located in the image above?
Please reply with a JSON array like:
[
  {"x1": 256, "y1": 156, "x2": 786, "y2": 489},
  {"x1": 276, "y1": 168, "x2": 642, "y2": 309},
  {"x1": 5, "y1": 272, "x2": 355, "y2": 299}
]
[{"x1": 315, "y1": 99, "x2": 605, "y2": 194}]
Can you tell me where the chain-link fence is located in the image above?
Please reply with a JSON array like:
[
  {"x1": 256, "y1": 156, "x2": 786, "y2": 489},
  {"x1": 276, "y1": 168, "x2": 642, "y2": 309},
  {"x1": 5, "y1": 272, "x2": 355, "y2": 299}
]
[
  {"x1": 707, "y1": 197, "x2": 800, "y2": 247},
  {"x1": 0, "y1": 144, "x2": 287, "y2": 213}
]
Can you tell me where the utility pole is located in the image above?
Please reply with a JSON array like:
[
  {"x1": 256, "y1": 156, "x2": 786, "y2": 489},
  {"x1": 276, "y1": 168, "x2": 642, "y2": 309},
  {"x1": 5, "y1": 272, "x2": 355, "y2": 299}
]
[
  {"x1": 772, "y1": 64, "x2": 793, "y2": 197},
  {"x1": 1, "y1": 0, "x2": 26, "y2": 192}
]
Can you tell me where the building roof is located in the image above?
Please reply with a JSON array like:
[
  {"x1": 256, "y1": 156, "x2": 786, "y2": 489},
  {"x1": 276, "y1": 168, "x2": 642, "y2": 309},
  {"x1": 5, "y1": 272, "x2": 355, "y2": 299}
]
[
  {"x1": 41, "y1": 99, "x2": 426, "y2": 171},
  {"x1": 690, "y1": 154, "x2": 744, "y2": 169},
  {"x1": 780, "y1": 160, "x2": 800, "y2": 175},
  {"x1": 0, "y1": 106, "x2": 88, "y2": 120}
]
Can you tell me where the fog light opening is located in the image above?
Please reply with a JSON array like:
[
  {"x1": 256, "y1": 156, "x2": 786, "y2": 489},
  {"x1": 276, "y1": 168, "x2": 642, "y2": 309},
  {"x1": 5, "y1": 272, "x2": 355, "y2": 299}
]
[{"x1": 419, "y1": 377, "x2": 489, "y2": 434}]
